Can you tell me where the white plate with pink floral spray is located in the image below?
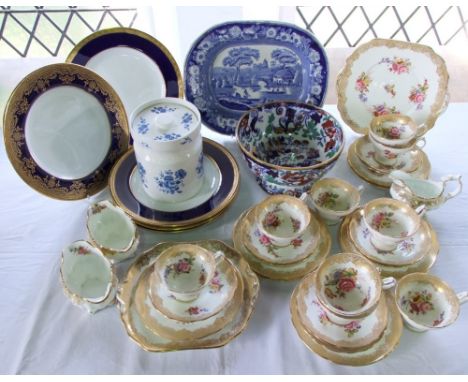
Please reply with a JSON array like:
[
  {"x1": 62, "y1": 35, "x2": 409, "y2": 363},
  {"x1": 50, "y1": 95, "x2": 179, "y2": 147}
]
[{"x1": 337, "y1": 38, "x2": 449, "y2": 137}]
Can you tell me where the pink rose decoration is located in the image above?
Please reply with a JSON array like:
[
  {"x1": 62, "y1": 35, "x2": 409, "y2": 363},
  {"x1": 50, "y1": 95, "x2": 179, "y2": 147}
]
[
  {"x1": 344, "y1": 320, "x2": 360, "y2": 330},
  {"x1": 389, "y1": 126, "x2": 401, "y2": 139},
  {"x1": 259, "y1": 234, "x2": 271, "y2": 245},
  {"x1": 337, "y1": 277, "x2": 356, "y2": 293},
  {"x1": 176, "y1": 260, "x2": 191, "y2": 273}
]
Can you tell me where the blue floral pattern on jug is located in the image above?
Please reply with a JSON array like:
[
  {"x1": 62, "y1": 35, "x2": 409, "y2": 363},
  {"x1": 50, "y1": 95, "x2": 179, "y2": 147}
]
[
  {"x1": 181, "y1": 112, "x2": 194, "y2": 130},
  {"x1": 137, "y1": 161, "x2": 148, "y2": 188},
  {"x1": 195, "y1": 153, "x2": 204, "y2": 178},
  {"x1": 138, "y1": 117, "x2": 149, "y2": 134},
  {"x1": 151, "y1": 106, "x2": 176, "y2": 114},
  {"x1": 155, "y1": 168, "x2": 187, "y2": 194},
  {"x1": 185, "y1": 21, "x2": 329, "y2": 135},
  {"x1": 154, "y1": 133, "x2": 182, "y2": 141},
  {"x1": 180, "y1": 137, "x2": 193, "y2": 145}
]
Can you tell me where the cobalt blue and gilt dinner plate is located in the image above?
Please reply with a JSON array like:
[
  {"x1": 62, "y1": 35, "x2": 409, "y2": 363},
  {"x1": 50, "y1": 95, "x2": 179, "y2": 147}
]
[
  {"x1": 3, "y1": 63, "x2": 129, "y2": 200},
  {"x1": 67, "y1": 27, "x2": 183, "y2": 120},
  {"x1": 108, "y1": 138, "x2": 240, "y2": 231},
  {"x1": 184, "y1": 21, "x2": 329, "y2": 135}
]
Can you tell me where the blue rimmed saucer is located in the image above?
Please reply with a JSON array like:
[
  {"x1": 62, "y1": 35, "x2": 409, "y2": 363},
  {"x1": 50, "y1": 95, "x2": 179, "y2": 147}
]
[
  {"x1": 66, "y1": 27, "x2": 183, "y2": 120},
  {"x1": 185, "y1": 21, "x2": 329, "y2": 135},
  {"x1": 108, "y1": 138, "x2": 240, "y2": 231}
]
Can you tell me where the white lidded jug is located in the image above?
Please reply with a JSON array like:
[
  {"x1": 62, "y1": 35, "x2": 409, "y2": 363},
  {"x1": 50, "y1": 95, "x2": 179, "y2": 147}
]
[{"x1": 130, "y1": 98, "x2": 204, "y2": 203}]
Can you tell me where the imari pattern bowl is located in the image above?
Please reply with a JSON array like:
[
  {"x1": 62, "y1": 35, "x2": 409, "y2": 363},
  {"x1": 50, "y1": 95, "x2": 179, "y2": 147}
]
[{"x1": 236, "y1": 101, "x2": 344, "y2": 196}]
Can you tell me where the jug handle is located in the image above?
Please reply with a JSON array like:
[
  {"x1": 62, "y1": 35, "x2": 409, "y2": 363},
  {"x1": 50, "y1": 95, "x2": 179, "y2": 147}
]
[
  {"x1": 391, "y1": 178, "x2": 407, "y2": 189},
  {"x1": 414, "y1": 204, "x2": 426, "y2": 217},
  {"x1": 388, "y1": 171, "x2": 409, "y2": 187},
  {"x1": 440, "y1": 175, "x2": 462, "y2": 202},
  {"x1": 457, "y1": 291, "x2": 468, "y2": 305}
]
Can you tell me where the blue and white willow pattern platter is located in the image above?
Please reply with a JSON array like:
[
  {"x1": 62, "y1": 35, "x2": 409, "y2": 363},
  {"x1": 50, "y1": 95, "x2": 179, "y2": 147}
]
[{"x1": 185, "y1": 21, "x2": 329, "y2": 135}]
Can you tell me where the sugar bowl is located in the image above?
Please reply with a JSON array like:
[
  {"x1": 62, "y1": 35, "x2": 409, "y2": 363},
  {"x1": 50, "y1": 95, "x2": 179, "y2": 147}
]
[
  {"x1": 87, "y1": 200, "x2": 139, "y2": 263},
  {"x1": 60, "y1": 240, "x2": 117, "y2": 313}
]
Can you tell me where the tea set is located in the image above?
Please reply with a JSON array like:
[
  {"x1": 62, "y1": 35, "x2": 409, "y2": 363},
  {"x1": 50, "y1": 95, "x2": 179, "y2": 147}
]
[{"x1": 2, "y1": 21, "x2": 465, "y2": 366}]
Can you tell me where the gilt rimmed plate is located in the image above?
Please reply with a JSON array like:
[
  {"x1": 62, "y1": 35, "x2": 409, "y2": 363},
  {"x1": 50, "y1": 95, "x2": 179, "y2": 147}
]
[
  {"x1": 118, "y1": 240, "x2": 259, "y2": 352},
  {"x1": 291, "y1": 286, "x2": 402, "y2": 366},
  {"x1": 296, "y1": 271, "x2": 388, "y2": 352},
  {"x1": 355, "y1": 135, "x2": 421, "y2": 174},
  {"x1": 109, "y1": 138, "x2": 239, "y2": 231},
  {"x1": 135, "y1": 259, "x2": 244, "y2": 341},
  {"x1": 67, "y1": 27, "x2": 183, "y2": 119},
  {"x1": 185, "y1": 21, "x2": 328, "y2": 135},
  {"x1": 337, "y1": 38, "x2": 448, "y2": 136},
  {"x1": 349, "y1": 208, "x2": 431, "y2": 266},
  {"x1": 233, "y1": 209, "x2": 331, "y2": 281},
  {"x1": 149, "y1": 255, "x2": 238, "y2": 322},
  {"x1": 339, "y1": 209, "x2": 439, "y2": 279},
  {"x1": 3, "y1": 63, "x2": 129, "y2": 200},
  {"x1": 347, "y1": 138, "x2": 430, "y2": 188}
]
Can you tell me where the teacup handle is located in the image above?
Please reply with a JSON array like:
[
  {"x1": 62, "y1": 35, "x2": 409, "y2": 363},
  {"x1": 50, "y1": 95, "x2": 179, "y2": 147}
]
[
  {"x1": 382, "y1": 277, "x2": 396, "y2": 290},
  {"x1": 415, "y1": 137, "x2": 426, "y2": 150},
  {"x1": 440, "y1": 175, "x2": 462, "y2": 202},
  {"x1": 414, "y1": 204, "x2": 426, "y2": 218},
  {"x1": 214, "y1": 250, "x2": 224, "y2": 265},
  {"x1": 299, "y1": 192, "x2": 309, "y2": 202},
  {"x1": 300, "y1": 192, "x2": 314, "y2": 210},
  {"x1": 457, "y1": 291, "x2": 468, "y2": 305}
]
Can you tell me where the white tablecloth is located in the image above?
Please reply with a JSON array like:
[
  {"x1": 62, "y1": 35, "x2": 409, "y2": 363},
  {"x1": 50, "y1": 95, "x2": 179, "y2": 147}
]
[{"x1": 1, "y1": 66, "x2": 467, "y2": 374}]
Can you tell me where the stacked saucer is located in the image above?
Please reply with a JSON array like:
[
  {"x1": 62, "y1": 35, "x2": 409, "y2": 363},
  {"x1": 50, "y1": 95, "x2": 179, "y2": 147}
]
[
  {"x1": 347, "y1": 134, "x2": 431, "y2": 188},
  {"x1": 290, "y1": 253, "x2": 403, "y2": 366},
  {"x1": 232, "y1": 195, "x2": 331, "y2": 281},
  {"x1": 339, "y1": 199, "x2": 440, "y2": 279},
  {"x1": 118, "y1": 240, "x2": 259, "y2": 352}
]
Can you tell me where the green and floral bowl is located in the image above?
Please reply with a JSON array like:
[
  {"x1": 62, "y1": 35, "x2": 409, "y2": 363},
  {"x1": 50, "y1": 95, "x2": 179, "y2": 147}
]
[{"x1": 236, "y1": 102, "x2": 344, "y2": 196}]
